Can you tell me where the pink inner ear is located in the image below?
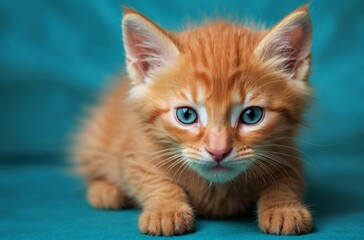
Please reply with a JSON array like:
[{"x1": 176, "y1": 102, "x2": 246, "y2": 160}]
[
  {"x1": 125, "y1": 27, "x2": 160, "y2": 76},
  {"x1": 290, "y1": 25, "x2": 306, "y2": 57},
  {"x1": 264, "y1": 21, "x2": 311, "y2": 78},
  {"x1": 283, "y1": 24, "x2": 306, "y2": 75}
]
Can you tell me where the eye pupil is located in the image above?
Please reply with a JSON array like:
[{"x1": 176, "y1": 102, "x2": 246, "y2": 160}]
[
  {"x1": 240, "y1": 107, "x2": 263, "y2": 125},
  {"x1": 176, "y1": 107, "x2": 197, "y2": 125},
  {"x1": 183, "y1": 109, "x2": 191, "y2": 119},
  {"x1": 246, "y1": 109, "x2": 255, "y2": 120}
]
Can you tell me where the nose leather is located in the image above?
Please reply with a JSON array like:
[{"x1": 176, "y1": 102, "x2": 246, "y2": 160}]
[
  {"x1": 205, "y1": 147, "x2": 232, "y2": 162},
  {"x1": 205, "y1": 128, "x2": 232, "y2": 162}
]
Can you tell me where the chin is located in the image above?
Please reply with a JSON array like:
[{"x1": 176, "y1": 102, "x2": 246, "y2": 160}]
[{"x1": 190, "y1": 161, "x2": 253, "y2": 183}]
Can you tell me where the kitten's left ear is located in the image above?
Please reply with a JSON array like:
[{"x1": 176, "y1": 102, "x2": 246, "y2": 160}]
[
  {"x1": 122, "y1": 8, "x2": 180, "y2": 84},
  {"x1": 254, "y1": 5, "x2": 312, "y2": 81}
]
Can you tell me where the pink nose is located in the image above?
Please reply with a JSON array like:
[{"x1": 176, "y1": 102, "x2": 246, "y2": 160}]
[{"x1": 205, "y1": 147, "x2": 232, "y2": 162}]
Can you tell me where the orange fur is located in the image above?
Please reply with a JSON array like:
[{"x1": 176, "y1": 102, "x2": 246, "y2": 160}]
[{"x1": 73, "y1": 6, "x2": 313, "y2": 236}]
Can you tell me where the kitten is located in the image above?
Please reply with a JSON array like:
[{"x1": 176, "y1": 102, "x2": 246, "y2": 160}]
[{"x1": 73, "y1": 5, "x2": 313, "y2": 236}]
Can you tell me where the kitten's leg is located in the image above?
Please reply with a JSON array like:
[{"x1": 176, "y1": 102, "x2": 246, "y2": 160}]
[
  {"x1": 87, "y1": 179, "x2": 131, "y2": 210},
  {"x1": 131, "y1": 172, "x2": 194, "y2": 236},
  {"x1": 257, "y1": 168, "x2": 313, "y2": 235}
]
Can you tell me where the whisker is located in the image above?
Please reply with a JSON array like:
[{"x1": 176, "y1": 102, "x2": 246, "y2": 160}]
[
  {"x1": 255, "y1": 152, "x2": 300, "y2": 179},
  {"x1": 161, "y1": 157, "x2": 184, "y2": 178},
  {"x1": 256, "y1": 143, "x2": 310, "y2": 159},
  {"x1": 176, "y1": 158, "x2": 192, "y2": 183},
  {"x1": 249, "y1": 161, "x2": 268, "y2": 188},
  {"x1": 265, "y1": 150, "x2": 317, "y2": 170},
  {"x1": 254, "y1": 160, "x2": 278, "y2": 190},
  {"x1": 262, "y1": 136, "x2": 342, "y2": 148}
]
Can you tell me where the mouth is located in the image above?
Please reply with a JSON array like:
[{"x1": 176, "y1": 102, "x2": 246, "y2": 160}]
[
  {"x1": 208, "y1": 164, "x2": 231, "y2": 171},
  {"x1": 188, "y1": 158, "x2": 254, "y2": 183},
  {"x1": 189, "y1": 161, "x2": 242, "y2": 183}
]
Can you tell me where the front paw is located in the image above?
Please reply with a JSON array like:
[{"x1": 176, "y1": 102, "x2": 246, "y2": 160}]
[
  {"x1": 87, "y1": 180, "x2": 128, "y2": 210},
  {"x1": 139, "y1": 204, "x2": 194, "y2": 236},
  {"x1": 259, "y1": 204, "x2": 312, "y2": 235}
]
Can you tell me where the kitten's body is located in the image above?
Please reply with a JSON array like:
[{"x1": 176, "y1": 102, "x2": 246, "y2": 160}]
[{"x1": 74, "y1": 6, "x2": 313, "y2": 236}]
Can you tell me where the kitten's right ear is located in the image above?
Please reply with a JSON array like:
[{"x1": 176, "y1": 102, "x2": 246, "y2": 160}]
[
  {"x1": 122, "y1": 8, "x2": 180, "y2": 84},
  {"x1": 254, "y1": 6, "x2": 312, "y2": 81}
]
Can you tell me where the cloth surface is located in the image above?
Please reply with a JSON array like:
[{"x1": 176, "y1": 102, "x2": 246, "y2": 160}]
[{"x1": 1, "y1": 0, "x2": 364, "y2": 239}]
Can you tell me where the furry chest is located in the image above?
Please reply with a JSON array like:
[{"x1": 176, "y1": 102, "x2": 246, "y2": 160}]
[{"x1": 186, "y1": 184, "x2": 256, "y2": 218}]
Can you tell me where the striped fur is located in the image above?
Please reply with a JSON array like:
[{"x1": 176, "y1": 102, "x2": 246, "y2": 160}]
[{"x1": 73, "y1": 6, "x2": 313, "y2": 236}]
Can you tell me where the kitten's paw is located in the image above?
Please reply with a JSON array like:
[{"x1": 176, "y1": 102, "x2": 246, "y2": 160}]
[
  {"x1": 87, "y1": 180, "x2": 128, "y2": 210},
  {"x1": 259, "y1": 204, "x2": 312, "y2": 235},
  {"x1": 139, "y1": 204, "x2": 194, "y2": 236}
]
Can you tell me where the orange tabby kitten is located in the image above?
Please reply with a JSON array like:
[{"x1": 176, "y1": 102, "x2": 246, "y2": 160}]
[{"x1": 74, "y1": 6, "x2": 313, "y2": 236}]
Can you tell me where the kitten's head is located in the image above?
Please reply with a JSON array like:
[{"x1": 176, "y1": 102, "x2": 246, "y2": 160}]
[{"x1": 122, "y1": 6, "x2": 312, "y2": 183}]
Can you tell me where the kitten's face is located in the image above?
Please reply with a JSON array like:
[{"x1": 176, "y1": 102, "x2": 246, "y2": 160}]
[
  {"x1": 140, "y1": 56, "x2": 307, "y2": 183},
  {"x1": 123, "y1": 9, "x2": 312, "y2": 183}
]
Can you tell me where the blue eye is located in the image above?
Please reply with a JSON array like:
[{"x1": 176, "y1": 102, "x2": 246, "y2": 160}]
[
  {"x1": 240, "y1": 107, "x2": 264, "y2": 125},
  {"x1": 176, "y1": 107, "x2": 197, "y2": 125}
]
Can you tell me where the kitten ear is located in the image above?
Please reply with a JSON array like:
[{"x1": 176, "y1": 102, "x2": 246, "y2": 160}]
[
  {"x1": 122, "y1": 8, "x2": 180, "y2": 84},
  {"x1": 254, "y1": 5, "x2": 312, "y2": 81}
]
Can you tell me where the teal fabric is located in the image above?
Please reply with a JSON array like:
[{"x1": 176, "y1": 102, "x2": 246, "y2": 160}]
[{"x1": 1, "y1": 0, "x2": 364, "y2": 239}]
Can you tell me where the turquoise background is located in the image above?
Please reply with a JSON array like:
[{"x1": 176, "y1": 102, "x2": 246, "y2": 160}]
[{"x1": 1, "y1": 0, "x2": 363, "y2": 239}]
